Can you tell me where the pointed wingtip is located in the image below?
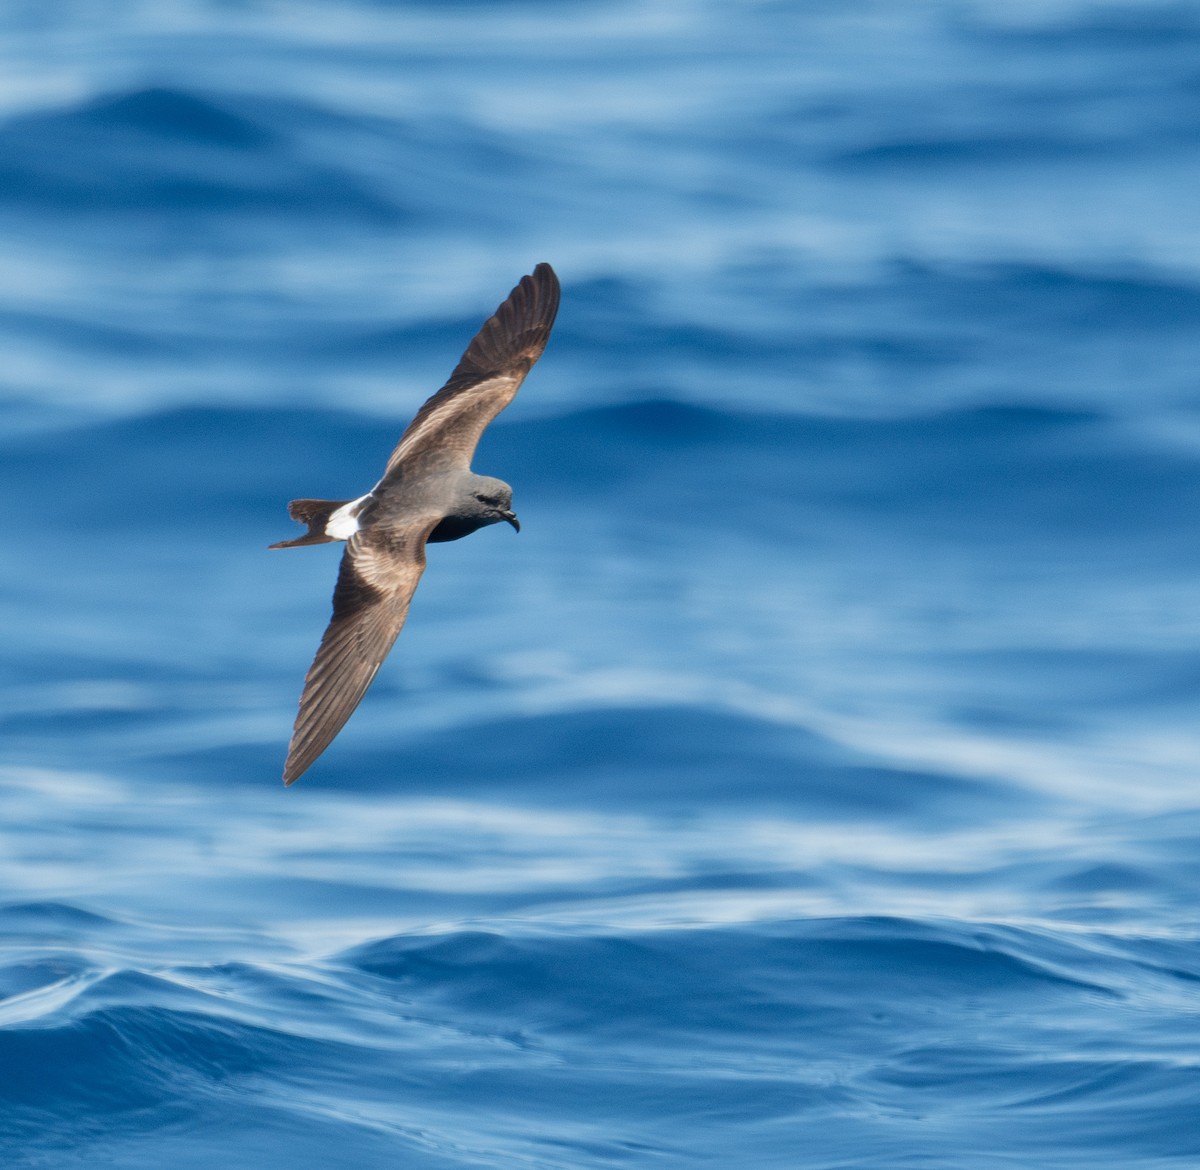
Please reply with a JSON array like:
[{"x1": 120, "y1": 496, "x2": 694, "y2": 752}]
[
  {"x1": 432, "y1": 261, "x2": 560, "y2": 393},
  {"x1": 528, "y1": 262, "x2": 560, "y2": 311},
  {"x1": 282, "y1": 750, "x2": 304, "y2": 785}
]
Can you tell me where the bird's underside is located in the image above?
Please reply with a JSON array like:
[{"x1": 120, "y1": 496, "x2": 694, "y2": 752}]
[{"x1": 272, "y1": 263, "x2": 560, "y2": 784}]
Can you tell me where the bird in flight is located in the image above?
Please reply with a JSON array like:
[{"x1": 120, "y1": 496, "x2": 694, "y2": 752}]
[{"x1": 271, "y1": 263, "x2": 560, "y2": 784}]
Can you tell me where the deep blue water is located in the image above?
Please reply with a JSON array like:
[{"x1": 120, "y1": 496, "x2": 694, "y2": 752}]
[{"x1": 3, "y1": 2, "x2": 1200, "y2": 1166}]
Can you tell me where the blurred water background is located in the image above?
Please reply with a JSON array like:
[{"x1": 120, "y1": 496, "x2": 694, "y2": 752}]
[{"x1": 2, "y1": 1, "x2": 1200, "y2": 1166}]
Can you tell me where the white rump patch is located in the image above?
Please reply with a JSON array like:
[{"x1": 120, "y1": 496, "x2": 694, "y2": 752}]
[{"x1": 325, "y1": 494, "x2": 369, "y2": 540}]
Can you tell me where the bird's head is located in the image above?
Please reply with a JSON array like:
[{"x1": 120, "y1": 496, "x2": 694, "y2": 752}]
[{"x1": 470, "y1": 476, "x2": 520, "y2": 531}]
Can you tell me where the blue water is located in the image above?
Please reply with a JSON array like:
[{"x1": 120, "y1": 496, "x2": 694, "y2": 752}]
[{"x1": 2, "y1": 2, "x2": 1200, "y2": 1166}]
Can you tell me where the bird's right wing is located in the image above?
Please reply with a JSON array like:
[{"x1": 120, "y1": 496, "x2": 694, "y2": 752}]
[
  {"x1": 283, "y1": 519, "x2": 437, "y2": 784},
  {"x1": 380, "y1": 263, "x2": 559, "y2": 479}
]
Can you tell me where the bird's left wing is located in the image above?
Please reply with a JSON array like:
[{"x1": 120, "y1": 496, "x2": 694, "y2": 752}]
[
  {"x1": 283, "y1": 518, "x2": 438, "y2": 784},
  {"x1": 380, "y1": 263, "x2": 559, "y2": 479}
]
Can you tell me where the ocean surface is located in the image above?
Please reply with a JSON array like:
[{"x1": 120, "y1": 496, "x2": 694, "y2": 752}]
[{"x1": 2, "y1": 1, "x2": 1200, "y2": 1166}]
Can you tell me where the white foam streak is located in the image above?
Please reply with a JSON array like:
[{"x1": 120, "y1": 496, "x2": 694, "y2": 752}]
[{"x1": 0, "y1": 968, "x2": 112, "y2": 1027}]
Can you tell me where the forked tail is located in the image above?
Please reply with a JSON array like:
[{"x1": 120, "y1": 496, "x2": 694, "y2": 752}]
[{"x1": 268, "y1": 498, "x2": 352, "y2": 549}]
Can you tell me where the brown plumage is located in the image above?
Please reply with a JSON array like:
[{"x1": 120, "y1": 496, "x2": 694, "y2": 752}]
[
  {"x1": 273, "y1": 264, "x2": 560, "y2": 784},
  {"x1": 383, "y1": 260, "x2": 561, "y2": 475}
]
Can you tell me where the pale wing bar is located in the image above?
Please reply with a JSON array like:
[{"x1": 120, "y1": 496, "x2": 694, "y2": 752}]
[
  {"x1": 283, "y1": 527, "x2": 432, "y2": 784},
  {"x1": 384, "y1": 262, "x2": 560, "y2": 475}
]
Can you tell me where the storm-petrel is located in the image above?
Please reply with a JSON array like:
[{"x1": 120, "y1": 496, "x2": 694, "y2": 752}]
[{"x1": 271, "y1": 264, "x2": 560, "y2": 784}]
